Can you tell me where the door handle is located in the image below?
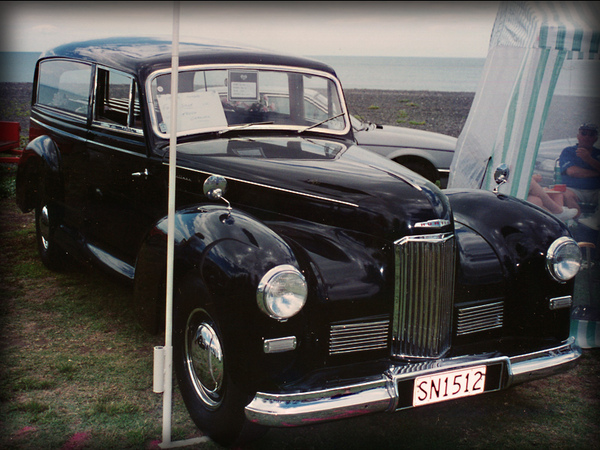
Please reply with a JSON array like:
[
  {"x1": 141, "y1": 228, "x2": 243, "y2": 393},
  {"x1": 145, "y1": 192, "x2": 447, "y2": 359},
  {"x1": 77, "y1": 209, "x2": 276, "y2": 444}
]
[{"x1": 132, "y1": 168, "x2": 149, "y2": 179}]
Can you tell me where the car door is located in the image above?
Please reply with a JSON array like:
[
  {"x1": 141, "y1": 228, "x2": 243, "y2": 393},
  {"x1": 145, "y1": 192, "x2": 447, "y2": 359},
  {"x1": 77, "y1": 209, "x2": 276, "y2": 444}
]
[
  {"x1": 84, "y1": 67, "x2": 166, "y2": 270},
  {"x1": 32, "y1": 59, "x2": 94, "y2": 232}
]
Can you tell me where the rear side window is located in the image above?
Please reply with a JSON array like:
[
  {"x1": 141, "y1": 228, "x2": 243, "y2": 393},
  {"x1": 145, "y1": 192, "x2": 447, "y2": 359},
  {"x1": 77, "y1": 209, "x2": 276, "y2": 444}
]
[
  {"x1": 95, "y1": 68, "x2": 142, "y2": 130},
  {"x1": 36, "y1": 60, "x2": 92, "y2": 116}
]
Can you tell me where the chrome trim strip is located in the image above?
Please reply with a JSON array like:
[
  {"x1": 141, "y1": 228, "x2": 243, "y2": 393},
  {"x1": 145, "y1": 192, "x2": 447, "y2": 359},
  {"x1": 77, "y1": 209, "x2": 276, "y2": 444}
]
[
  {"x1": 549, "y1": 295, "x2": 573, "y2": 310},
  {"x1": 414, "y1": 219, "x2": 451, "y2": 228},
  {"x1": 174, "y1": 166, "x2": 359, "y2": 208},
  {"x1": 91, "y1": 121, "x2": 144, "y2": 136},
  {"x1": 245, "y1": 337, "x2": 580, "y2": 427},
  {"x1": 263, "y1": 336, "x2": 297, "y2": 354},
  {"x1": 85, "y1": 138, "x2": 147, "y2": 158},
  {"x1": 30, "y1": 116, "x2": 88, "y2": 144}
]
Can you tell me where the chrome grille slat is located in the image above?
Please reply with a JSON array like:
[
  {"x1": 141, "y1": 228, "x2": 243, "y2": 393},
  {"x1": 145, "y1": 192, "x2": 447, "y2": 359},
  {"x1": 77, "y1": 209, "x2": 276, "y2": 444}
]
[
  {"x1": 329, "y1": 320, "x2": 389, "y2": 355},
  {"x1": 393, "y1": 233, "x2": 455, "y2": 359},
  {"x1": 457, "y1": 301, "x2": 504, "y2": 336}
]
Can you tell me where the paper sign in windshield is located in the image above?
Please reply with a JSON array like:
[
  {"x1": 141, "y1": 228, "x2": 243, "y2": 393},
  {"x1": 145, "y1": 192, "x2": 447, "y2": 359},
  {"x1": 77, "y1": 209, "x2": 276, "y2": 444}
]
[
  {"x1": 228, "y1": 71, "x2": 259, "y2": 101},
  {"x1": 158, "y1": 90, "x2": 227, "y2": 133}
]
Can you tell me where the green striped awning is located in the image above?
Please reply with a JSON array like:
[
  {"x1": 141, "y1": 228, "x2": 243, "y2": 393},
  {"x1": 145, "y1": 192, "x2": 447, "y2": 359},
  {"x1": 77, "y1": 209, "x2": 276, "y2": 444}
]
[
  {"x1": 449, "y1": 1, "x2": 600, "y2": 199},
  {"x1": 490, "y1": 1, "x2": 600, "y2": 57}
]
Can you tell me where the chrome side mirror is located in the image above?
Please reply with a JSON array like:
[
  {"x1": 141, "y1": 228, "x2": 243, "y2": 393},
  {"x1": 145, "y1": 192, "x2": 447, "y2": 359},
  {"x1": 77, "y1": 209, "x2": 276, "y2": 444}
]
[
  {"x1": 204, "y1": 175, "x2": 232, "y2": 212},
  {"x1": 493, "y1": 164, "x2": 510, "y2": 193}
]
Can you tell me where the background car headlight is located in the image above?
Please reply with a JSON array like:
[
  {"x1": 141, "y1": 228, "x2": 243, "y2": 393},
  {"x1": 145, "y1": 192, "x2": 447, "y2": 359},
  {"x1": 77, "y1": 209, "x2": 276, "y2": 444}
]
[
  {"x1": 546, "y1": 237, "x2": 582, "y2": 282},
  {"x1": 257, "y1": 265, "x2": 307, "y2": 321}
]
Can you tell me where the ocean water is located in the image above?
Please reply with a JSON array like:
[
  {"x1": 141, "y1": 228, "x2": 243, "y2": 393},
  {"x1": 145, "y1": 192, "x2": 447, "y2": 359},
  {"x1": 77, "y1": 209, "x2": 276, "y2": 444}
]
[
  {"x1": 313, "y1": 55, "x2": 485, "y2": 92},
  {"x1": 0, "y1": 51, "x2": 485, "y2": 92},
  {"x1": 0, "y1": 52, "x2": 41, "y2": 83}
]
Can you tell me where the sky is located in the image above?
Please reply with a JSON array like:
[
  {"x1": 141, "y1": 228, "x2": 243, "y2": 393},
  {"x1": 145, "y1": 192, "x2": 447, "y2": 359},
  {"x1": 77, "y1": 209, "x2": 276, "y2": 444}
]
[{"x1": 0, "y1": 1, "x2": 500, "y2": 57}]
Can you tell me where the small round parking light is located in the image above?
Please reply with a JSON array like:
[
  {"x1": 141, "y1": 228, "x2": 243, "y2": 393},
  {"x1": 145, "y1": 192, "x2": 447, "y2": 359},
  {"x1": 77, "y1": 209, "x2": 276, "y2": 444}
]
[
  {"x1": 257, "y1": 265, "x2": 307, "y2": 321},
  {"x1": 546, "y1": 237, "x2": 582, "y2": 282}
]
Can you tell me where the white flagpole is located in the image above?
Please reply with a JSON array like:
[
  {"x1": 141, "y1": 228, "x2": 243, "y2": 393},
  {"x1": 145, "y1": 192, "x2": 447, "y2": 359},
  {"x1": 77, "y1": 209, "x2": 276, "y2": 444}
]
[
  {"x1": 157, "y1": 4, "x2": 210, "y2": 448},
  {"x1": 161, "y1": 1, "x2": 179, "y2": 447},
  {"x1": 158, "y1": 3, "x2": 208, "y2": 448}
]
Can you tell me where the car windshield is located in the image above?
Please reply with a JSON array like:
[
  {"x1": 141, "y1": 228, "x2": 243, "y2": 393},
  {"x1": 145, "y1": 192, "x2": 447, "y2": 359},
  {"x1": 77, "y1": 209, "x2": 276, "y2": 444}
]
[{"x1": 148, "y1": 66, "x2": 348, "y2": 138}]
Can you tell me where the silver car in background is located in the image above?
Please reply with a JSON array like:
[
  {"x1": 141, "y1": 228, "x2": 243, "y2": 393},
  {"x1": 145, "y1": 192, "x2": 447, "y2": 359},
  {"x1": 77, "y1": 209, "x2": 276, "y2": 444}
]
[
  {"x1": 351, "y1": 116, "x2": 456, "y2": 187},
  {"x1": 245, "y1": 87, "x2": 457, "y2": 188}
]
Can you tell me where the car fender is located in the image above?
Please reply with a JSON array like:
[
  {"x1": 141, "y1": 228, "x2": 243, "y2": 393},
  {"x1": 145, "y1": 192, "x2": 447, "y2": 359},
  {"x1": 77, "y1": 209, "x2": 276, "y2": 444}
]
[
  {"x1": 354, "y1": 125, "x2": 456, "y2": 170},
  {"x1": 446, "y1": 188, "x2": 572, "y2": 280},
  {"x1": 357, "y1": 142, "x2": 439, "y2": 167},
  {"x1": 133, "y1": 204, "x2": 301, "y2": 334},
  {"x1": 447, "y1": 188, "x2": 575, "y2": 338},
  {"x1": 386, "y1": 148, "x2": 444, "y2": 172},
  {"x1": 16, "y1": 135, "x2": 62, "y2": 212}
]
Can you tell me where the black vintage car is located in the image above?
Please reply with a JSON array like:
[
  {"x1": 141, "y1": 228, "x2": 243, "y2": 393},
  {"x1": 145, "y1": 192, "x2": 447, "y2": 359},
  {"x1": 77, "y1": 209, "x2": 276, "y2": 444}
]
[{"x1": 16, "y1": 37, "x2": 582, "y2": 446}]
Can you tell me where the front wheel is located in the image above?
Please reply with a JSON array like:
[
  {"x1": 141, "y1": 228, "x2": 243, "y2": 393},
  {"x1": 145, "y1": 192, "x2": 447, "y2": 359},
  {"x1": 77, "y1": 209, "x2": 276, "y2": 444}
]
[
  {"x1": 174, "y1": 304, "x2": 266, "y2": 446},
  {"x1": 35, "y1": 191, "x2": 67, "y2": 271}
]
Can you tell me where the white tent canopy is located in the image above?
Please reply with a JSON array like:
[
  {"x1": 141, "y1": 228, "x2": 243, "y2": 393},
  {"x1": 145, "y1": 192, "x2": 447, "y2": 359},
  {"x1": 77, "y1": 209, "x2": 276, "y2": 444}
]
[{"x1": 448, "y1": 1, "x2": 600, "y2": 198}]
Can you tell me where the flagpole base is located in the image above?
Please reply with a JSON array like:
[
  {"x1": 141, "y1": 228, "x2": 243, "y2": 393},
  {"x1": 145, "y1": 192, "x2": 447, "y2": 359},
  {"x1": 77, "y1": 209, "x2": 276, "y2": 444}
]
[{"x1": 158, "y1": 436, "x2": 211, "y2": 449}]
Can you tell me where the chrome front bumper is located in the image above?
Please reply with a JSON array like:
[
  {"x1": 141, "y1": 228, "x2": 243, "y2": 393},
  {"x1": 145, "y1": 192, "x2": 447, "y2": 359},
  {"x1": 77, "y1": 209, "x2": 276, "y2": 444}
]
[{"x1": 245, "y1": 337, "x2": 581, "y2": 427}]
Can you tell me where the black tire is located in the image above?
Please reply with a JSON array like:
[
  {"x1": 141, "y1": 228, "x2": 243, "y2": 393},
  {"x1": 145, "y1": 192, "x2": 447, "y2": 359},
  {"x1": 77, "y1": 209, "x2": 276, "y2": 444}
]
[
  {"x1": 35, "y1": 186, "x2": 67, "y2": 271},
  {"x1": 173, "y1": 298, "x2": 267, "y2": 446}
]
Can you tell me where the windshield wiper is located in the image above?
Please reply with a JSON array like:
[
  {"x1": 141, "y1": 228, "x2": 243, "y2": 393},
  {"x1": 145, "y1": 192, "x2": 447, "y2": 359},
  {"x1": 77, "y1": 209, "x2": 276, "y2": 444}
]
[
  {"x1": 217, "y1": 121, "x2": 274, "y2": 135},
  {"x1": 297, "y1": 113, "x2": 346, "y2": 134}
]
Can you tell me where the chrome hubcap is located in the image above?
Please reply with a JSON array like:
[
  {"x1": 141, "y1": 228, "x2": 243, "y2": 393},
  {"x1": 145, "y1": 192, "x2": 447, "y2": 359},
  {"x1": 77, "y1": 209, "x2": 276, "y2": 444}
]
[
  {"x1": 39, "y1": 205, "x2": 50, "y2": 250},
  {"x1": 186, "y1": 314, "x2": 224, "y2": 409}
]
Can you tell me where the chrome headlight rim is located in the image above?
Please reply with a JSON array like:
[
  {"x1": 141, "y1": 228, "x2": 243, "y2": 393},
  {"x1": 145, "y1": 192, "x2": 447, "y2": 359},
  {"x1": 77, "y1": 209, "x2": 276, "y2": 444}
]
[
  {"x1": 546, "y1": 236, "x2": 582, "y2": 283},
  {"x1": 257, "y1": 264, "x2": 307, "y2": 321}
]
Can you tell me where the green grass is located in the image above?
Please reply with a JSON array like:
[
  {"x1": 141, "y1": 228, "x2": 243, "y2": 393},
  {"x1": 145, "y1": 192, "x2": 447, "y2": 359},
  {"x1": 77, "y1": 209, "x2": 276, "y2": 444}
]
[
  {"x1": 394, "y1": 104, "x2": 426, "y2": 126},
  {"x1": 396, "y1": 109, "x2": 409, "y2": 124},
  {"x1": 0, "y1": 197, "x2": 216, "y2": 449},
  {"x1": 0, "y1": 101, "x2": 29, "y2": 121},
  {"x1": 0, "y1": 165, "x2": 17, "y2": 199}
]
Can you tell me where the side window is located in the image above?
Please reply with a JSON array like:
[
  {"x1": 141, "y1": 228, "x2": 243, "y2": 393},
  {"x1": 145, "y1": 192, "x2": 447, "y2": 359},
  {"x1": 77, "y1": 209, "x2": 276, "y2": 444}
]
[
  {"x1": 36, "y1": 60, "x2": 92, "y2": 116},
  {"x1": 95, "y1": 68, "x2": 142, "y2": 129}
]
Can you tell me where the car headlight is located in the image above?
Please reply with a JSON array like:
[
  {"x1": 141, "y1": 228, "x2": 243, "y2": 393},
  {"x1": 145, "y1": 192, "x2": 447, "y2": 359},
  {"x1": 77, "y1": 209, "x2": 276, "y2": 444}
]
[
  {"x1": 257, "y1": 265, "x2": 307, "y2": 321},
  {"x1": 546, "y1": 237, "x2": 582, "y2": 282}
]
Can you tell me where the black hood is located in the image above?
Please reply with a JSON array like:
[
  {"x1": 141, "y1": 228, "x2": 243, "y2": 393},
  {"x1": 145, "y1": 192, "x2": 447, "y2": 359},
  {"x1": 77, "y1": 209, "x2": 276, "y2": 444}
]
[{"x1": 172, "y1": 136, "x2": 452, "y2": 241}]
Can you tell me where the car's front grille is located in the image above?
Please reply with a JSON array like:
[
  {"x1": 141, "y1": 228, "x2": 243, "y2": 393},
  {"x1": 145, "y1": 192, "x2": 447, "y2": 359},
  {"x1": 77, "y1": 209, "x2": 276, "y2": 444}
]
[
  {"x1": 329, "y1": 319, "x2": 390, "y2": 355},
  {"x1": 456, "y1": 300, "x2": 504, "y2": 336},
  {"x1": 392, "y1": 233, "x2": 455, "y2": 359}
]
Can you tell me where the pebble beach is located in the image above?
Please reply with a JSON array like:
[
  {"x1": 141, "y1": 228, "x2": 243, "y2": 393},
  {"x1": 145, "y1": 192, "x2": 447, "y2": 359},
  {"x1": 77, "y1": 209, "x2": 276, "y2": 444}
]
[
  {"x1": 0, "y1": 82, "x2": 474, "y2": 141},
  {"x1": 345, "y1": 88, "x2": 473, "y2": 138}
]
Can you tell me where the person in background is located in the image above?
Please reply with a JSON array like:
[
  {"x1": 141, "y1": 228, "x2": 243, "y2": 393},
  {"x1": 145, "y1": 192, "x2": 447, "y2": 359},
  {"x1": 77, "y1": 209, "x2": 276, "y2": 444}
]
[
  {"x1": 528, "y1": 175, "x2": 578, "y2": 221},
  {"x1": 559, "y1": 123, "x2": 600, "y2": 230}
]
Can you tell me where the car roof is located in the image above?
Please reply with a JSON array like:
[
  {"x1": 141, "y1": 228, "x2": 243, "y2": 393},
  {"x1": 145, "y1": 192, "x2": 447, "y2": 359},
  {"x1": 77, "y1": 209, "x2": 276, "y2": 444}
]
[{"x1": 40, "y1": 36, "x2": 338, "y2": 81}]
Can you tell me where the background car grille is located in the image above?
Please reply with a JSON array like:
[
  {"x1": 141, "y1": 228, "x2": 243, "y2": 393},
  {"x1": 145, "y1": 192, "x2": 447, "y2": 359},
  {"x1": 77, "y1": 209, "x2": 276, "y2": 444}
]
[
  {"x1": 392, "y1": 233, "x2": 455, "y2": 359},
  {"x1": 329, "y1": 319, "x2": 390, "y2": 355}
]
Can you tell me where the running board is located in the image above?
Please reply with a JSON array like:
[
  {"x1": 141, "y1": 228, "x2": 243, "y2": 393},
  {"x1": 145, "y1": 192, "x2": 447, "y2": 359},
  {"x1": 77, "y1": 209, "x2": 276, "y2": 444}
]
[{"x1": 87, "y1": 243, "x2": 135, "y2": 280}]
